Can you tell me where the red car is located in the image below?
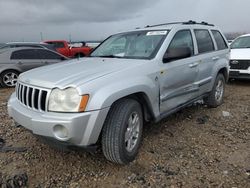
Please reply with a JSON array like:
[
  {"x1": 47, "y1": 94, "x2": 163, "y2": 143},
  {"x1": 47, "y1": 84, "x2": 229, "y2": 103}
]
[{"x1": 44, "y1": 40, "x2": 92, "y2": 58}]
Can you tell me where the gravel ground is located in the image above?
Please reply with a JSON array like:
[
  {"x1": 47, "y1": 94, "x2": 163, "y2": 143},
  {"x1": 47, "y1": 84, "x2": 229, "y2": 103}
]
[{"x1": 0, "y1": 80, "x2": 249, "y2": 188}]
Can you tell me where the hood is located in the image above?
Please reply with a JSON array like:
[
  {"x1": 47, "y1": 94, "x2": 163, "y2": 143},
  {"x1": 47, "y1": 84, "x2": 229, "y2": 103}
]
[
  {"x1": 230, "y1": 48, "x2": 250, "y2": 60},
  {"x1": 19, "y1": 57, "x2": 145, "y2": 89}
]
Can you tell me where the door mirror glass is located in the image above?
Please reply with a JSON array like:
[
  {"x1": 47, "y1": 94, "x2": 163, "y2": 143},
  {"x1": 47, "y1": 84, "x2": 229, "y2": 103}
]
[{"x1": 163, "y1": 47, "x2": 191, "y2": 63}]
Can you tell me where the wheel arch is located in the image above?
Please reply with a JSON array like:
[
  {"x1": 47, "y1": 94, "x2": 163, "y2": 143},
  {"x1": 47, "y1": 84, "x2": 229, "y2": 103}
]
[
  {"x1": 218, "y1": 67, "x2": 229, "y2": 82},
  {"x1": 0, "y1": 68, "x2": 21, "y2": 75},
  {"x1": 110, "y1": 92, "x2": 156, "y2": 122}
]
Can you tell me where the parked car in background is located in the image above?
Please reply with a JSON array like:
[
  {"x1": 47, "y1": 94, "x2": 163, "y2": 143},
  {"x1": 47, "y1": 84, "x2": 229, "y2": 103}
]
[
  {"x1": 44, "y1": 40, "x2": 92, "y2": 58},
  {"x1": 0, "y1": 47, "x2": 68, "y2": 87},
  {"x1": 8, "y1": 21, "x2": 229, "y2": 164},
  {"x1": 0, "y1": 42, "x2": 56, "y2": 51},
  {"x1": 227, "y1": 39, "x2": 233, "y2": 45},
  {"x1": 85, "y1": 41, "x2": 101, "y2": 49},
  {"x1": 229, "y1": 34, "x2": 250, "y2": 80}
]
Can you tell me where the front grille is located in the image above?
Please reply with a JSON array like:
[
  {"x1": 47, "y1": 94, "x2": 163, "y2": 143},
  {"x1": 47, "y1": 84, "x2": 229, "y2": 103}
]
[
  {"x1": 16, "y1": 82, "x2": 49, "y2": 111},
  {"x1": 230, "y1": 60, "x2": 250, "y2": 70}
]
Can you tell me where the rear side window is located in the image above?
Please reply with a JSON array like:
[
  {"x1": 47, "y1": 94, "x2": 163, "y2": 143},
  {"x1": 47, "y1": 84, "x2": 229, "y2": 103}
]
[
  {"x1": 47, "y1": 42, "x2": 65, "y2": 48},
  {"x1": 212, "y1": 30, "x2": 228, "y2": 50},
  {"x1": 168, "y1": 30, "x2": 194, "y2": 55},
  {"x1": 11, "y1": 49, "x2": 63, "y2": 60},
  {"x1": 194, "y1": 30, "x2": 215, "y2": 53},
  {"x1": 11, "y1": 49, "x2": 39, "y2": 59},
  {"x1": 37, "y1": 49, "x2": 63, "y2": 59}
]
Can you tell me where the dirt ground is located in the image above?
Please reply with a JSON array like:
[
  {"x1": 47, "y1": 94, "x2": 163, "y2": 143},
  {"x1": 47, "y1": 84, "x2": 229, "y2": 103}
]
[{"x1": 0, "y1": 80, "x2": 249, "y2": 188}]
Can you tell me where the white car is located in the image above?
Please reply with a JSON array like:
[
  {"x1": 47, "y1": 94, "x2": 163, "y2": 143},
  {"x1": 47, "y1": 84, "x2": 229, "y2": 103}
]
[{"x1": 230, "y1": 34, "x2": 250, "y2": 79}]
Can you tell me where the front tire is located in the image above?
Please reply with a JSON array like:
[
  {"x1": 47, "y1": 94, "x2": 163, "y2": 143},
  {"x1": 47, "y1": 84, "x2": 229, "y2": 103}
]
[
  {"x1": 204, "y1": 73, "x2": 225, "y2": 108},
  {"x1": 102, "y1": 99, "x2": 143, "y2": 164},
  {"x1": 0, "y1": 70, "x2": 19, "y2": 88}
]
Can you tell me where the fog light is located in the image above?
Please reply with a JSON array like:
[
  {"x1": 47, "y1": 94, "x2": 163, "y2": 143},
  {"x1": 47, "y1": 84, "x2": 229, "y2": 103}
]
[{"x1": 53, "y1": 124, "x2": 69, "y2": 140}]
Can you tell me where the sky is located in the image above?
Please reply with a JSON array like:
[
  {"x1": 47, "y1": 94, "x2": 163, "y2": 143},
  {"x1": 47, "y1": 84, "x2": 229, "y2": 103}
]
[{"x1": 0, "y1": 0, "x2": 249, "y2": 42}]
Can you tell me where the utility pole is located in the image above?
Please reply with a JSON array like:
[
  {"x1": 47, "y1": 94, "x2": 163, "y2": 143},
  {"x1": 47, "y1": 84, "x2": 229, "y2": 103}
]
[
  {"x1": 40, "y1": 32, "x2": 44, "y2": 41},
  {"x1": 69, "y1": 34, "x2": 72, "y2": 43}
]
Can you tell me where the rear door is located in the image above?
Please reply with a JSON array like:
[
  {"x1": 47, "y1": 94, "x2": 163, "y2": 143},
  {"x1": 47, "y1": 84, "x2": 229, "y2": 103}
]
[
  {"x1": 159, "y1": 30, "x2": 199, "y2": 113},
  {"x1": 193, "y1": 29, "x2": 226, "y2": 95},
  {"x1": 10, "y1": 49, "x2": 45, "y2": 72}
]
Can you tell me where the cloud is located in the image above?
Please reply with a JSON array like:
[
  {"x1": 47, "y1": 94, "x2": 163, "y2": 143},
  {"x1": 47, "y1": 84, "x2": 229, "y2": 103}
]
[
  {"x1": 0, "y1": 0, "x2": 154, "y2": 25},
  {"x1": 0, "y1": 0, "x2": 250, "y2": 42}
]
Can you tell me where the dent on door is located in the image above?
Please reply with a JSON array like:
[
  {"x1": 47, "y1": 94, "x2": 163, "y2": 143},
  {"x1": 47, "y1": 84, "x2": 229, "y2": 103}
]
[{"x1": 159, "y1": 60, "x2": 199, "y2": 113}]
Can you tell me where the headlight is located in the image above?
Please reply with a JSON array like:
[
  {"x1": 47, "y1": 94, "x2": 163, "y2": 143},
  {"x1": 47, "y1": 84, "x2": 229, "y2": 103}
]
[{"x1": 48, "y1": 88, "x2": 89, "y2": 112}]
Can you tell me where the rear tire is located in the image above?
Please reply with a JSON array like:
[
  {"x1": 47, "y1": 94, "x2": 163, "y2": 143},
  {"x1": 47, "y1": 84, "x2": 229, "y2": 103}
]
[
  {"x1": 0, "y1": 70, "x2": 19, "y2": 88},
  {"x1": 102, "y1": 99, "x2": 143, "y2": 164},
  {"x1": 204, "y1": 73, "x2": 225, "y2": 108}
]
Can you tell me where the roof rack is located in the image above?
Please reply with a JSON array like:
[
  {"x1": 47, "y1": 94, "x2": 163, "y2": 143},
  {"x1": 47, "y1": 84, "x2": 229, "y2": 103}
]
[{"x1": 145, "y1": 20, "x2": 214, "y2": 28}]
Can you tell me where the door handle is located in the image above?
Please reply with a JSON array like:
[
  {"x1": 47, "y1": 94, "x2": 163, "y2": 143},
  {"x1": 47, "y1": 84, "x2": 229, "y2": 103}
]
[
  {"x1": 212, "y1": 56, "x2": 219, "y2": 61},
  {"x1": 189, "y1": 62, "x2": 199, "y2": 68},
  {"x1": 17, "y1": 61, "x2": 23, "y2": 65}
]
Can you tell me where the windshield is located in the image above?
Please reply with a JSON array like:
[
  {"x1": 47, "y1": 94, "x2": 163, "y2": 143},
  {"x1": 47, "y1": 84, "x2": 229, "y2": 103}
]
[
  {"x1": 231, "y1": 36, "x2": 250, "y2": 49},
  {"x1": 90, "y1": 30, "x2": 168, "y2": 59}
]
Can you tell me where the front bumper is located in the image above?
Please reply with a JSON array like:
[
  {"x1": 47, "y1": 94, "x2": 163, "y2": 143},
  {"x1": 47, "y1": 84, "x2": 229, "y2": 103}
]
[
  {"x1": 229, "y1": 68, "x2": 250, "y2": 79},
  {"x1": 8, "y1": 93, "x2": 110, "y2": 147}
]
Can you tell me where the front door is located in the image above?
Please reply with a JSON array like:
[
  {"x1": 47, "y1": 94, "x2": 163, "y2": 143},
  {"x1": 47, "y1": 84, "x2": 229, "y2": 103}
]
[{"x1": 159, "y1": 30, "x2": 199, "y2": 113}]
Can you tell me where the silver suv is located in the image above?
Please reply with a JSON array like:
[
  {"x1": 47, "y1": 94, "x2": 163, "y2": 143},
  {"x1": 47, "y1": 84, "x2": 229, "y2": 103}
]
[{"x1": 8, "y1": 21, "x2": 230, "y2": 164}]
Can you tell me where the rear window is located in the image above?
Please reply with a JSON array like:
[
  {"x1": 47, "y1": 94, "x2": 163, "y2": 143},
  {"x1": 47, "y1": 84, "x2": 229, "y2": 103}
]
[
  {"x1": 194, "y1": 29, "x2": 215, "y2": 53},
  {"x1": 212, "y1": 30, "x2": 228, "y2": 50}
]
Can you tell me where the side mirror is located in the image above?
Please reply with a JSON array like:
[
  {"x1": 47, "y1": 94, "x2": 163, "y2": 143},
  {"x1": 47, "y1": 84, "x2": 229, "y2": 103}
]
[{"x1": 163, "y1": 47, "x2": 191, "y2": 63}]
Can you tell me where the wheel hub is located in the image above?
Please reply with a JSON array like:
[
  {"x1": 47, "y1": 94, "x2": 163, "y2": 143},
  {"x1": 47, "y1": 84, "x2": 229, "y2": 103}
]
[
  {"x1": 125, "y1": 112, "x2": 140, "y2": 152},
  {"x1": 3, "y1": 72, "x2": 18, "y2": 87},
  {"x1": 215, "y1": 80, "x2": 224, "y2": 101}
]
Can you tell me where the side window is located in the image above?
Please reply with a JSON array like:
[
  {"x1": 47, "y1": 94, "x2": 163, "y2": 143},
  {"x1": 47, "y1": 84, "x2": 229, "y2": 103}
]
[
  {"x1": 194, "y1": 29, "x2": 215, "y2": 53},
  {"x1": 167, "y1": 30, "x2": 194, "y2": 56},
  {"x1": 10, "y1": 49, "x2": 39, "y2": 60},
  {"x1": 37, "y1": 49, "x2": 62, "y2": 59},
  {"x1": 49, "y1": 42, "x2": 65, "y2": 48},
  {"x1": 212, "y1": 30, "x2": 228, "y2": 50}
]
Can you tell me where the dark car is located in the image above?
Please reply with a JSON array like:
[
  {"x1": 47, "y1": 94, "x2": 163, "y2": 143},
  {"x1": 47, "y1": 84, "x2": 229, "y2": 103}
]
[
  {"x1": 0, "y1": 42, "x2": 56, "y2": 51},
  {"x1": 0, "y1": 47, "x2": 68, "y2": 87}
]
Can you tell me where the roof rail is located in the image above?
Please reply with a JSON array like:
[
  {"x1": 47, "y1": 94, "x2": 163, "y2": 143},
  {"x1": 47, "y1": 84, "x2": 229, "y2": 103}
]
[
  {"x1": 145, "y1": 20, "x2": 214, "y2": 28},
  {"x1": 145, "y1": 22, "x2": 184, "y2": 28}
]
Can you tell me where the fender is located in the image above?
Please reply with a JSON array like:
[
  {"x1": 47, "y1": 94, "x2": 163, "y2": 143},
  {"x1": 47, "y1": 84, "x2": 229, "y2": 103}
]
[
  {"x1": 209, "y1": 56, "x2": 229, "y2": 91},
  {"x1": 84, "y1": 75, "x2": 160, "y2": 119}
]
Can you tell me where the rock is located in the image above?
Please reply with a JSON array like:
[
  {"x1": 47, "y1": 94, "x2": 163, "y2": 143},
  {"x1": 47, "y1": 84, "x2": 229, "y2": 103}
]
[
  {"x1": 4, "y1": 172, "x2": 28, "y2": 188},
  {"x1": 0, "y1": 138, "x2": 5, "y2": 148},
  {"x1": 223, "y1": 170, "x2": 228, "y2": 175},
  {"x1": 246, "y1": 169, "x2": 250, "y2": 176},
  {"x1": 222, "y1": 111, "x2": 231, "y2": 117},
  {"x1": 196, "y1": 115, "x2": 209, "y2": 124}
]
